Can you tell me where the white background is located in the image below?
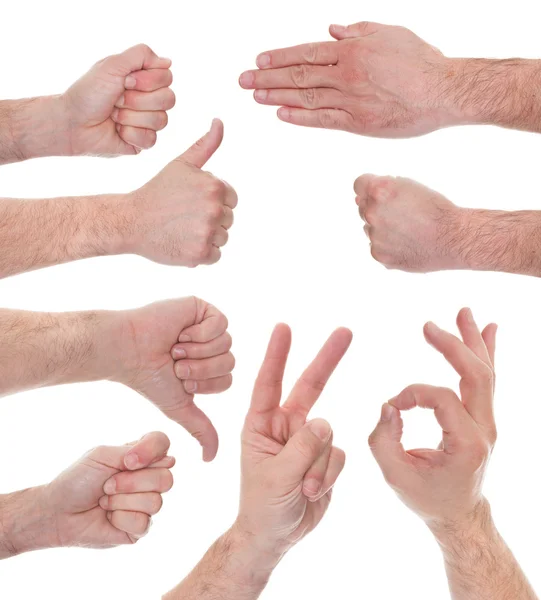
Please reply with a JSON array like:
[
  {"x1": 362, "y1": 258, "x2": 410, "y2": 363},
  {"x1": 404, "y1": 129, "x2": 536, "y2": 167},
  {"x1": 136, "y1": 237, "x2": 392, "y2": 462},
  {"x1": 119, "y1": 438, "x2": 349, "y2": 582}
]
[{"x1": 1, "y1": 0, "x2": 540, "y2": 598}]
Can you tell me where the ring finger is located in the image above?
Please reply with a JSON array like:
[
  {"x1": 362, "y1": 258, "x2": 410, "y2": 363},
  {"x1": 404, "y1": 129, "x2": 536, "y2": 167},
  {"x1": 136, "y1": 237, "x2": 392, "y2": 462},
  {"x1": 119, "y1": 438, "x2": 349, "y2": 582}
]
[
  {"x1": 174, "y1": 352, "x2": 235, "y2": 381},
  {"x1": 100, "y1": 492, "x2": 163, "y2": 515},
  {"x1": 112, "y1": 108, "x2": 168, "y2": 131}
]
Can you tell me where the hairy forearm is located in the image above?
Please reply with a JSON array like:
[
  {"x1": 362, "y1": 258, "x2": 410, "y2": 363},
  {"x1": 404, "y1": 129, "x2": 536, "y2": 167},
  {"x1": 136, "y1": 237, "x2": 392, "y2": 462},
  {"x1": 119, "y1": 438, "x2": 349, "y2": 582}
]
[
  {"x1": 442, "y1": 58, "x2": 541, "y2": 132},
  {"x1": 0, "y1": 96, "x2": 72, "y2": 164},
  {"x1": 0, "y1": 194, "x2": 129, "y2": 278},
  {"x1": 430, "y1": 502, "x2": 537, "y2": 600},
  {"x1": 164, "y1": 525, "x2": 282, "y2": 600},
  {"x1": 449, "y1": 208, "x2": 541, "y2": 276},
  {"x1": 0, "y1": 486, "x2": 58, "y2": 559},
  {"x1": 0, "y1": 307, "x2": 127, "y2": 397}
]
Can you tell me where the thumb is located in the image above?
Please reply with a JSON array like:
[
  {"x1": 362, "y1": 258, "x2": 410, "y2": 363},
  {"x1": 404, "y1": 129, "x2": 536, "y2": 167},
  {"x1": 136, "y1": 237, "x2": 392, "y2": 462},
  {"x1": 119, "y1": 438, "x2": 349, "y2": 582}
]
[
  {"x1": 329, "y1": 22, "x2": 382, "y2": 40},
  {"x1": 178, "y1": 118, "x2": 224, "y2": 168},
  {"x1": 368, "y1": 403, "x2": 408, "y2": 480},
  {"x1": 275, "y1": 419, "x2": 332, "y2": 483}
]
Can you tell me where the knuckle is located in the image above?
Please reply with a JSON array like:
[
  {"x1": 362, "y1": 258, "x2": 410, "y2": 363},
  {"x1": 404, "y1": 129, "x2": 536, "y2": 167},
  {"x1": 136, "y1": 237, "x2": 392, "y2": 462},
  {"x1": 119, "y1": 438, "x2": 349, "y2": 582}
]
[
  {"x1": 318, "y1": 110, "x2": 342, "y2": 129},
  {"x1": 224, "y1": 332, "x2": 233, "y2": 351},
  {"x1": 301, "y1": 87, "x2": 318, "y2": 108},
  {"x1": 291, "y1": 64, "x2": 311, "y2": 87},
  {"x1": 370, "y1": 177, "x2": 396, "y2": 202},
  {"x1": 161, "y1": 88, "x2": 176, "y2": 110},
  {"x1": 302, "y1": 43, "x2": 319, "y2": 64},
  {"x1": 155, "y1": 111, "x2": 168, "y2": 130},
  {"x1": 206, "y1": 200, "x2": 225, "y2": 221},
  {"x1": 206, "y1": 179, "x2": 227, "y2": 199},
  {"x1": 467, "y1": 438, "x2": 490, "y2": 465},
  {"x1": 135, "y1": 43, "x2": 152, "y2": 55}
]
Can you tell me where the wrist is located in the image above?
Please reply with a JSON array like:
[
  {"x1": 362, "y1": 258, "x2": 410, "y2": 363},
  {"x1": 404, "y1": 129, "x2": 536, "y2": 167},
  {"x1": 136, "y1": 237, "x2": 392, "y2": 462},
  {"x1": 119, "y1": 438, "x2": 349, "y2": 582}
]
[
  {"x1": 222, "y1": 523, "x2": 284, "y2": 589},
  {"x1": 442, "y1": 58, "x2": 541, "y2": 130},
  {"x1": 7, "y1": 95, "x2": 72, "y2": 161},
  {"x1": 0, "y1": 486, "x2": 59, "y2": 558}
]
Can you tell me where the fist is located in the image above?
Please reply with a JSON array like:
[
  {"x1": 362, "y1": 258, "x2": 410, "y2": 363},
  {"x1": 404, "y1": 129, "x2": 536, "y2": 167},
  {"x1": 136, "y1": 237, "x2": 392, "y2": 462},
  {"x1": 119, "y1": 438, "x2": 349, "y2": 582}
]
[
  {"x1": 122, "y1": 119, "x2": 237, "y2": 267},
  {"x1": 114, "y1": 297, "x2": 235, "y2": 462},
  {"x1": 63, "y1": 44, "x2": 175, "y2": 156},
  {"x1": 241, "y1": 22, "x2": 455, "y2": 138},
  {"x1": 45, "y1": 432, "x2": 175, "y2": 548},
  {"x1": 354, "y1": 175, "x2": 465, "y2": 272}
]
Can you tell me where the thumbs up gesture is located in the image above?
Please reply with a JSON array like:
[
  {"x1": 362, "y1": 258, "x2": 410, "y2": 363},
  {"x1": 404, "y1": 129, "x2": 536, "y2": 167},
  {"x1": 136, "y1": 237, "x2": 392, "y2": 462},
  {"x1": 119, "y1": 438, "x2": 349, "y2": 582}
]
[{"x1": 121, "y1": 119, "x2": 237, "y2": 267}]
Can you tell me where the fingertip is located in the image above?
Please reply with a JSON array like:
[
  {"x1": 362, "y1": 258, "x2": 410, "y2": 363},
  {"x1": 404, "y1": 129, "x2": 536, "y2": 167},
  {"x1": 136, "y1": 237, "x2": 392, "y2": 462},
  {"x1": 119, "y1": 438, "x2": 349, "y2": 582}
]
[
  {"x1": 277, "y1": 107, "x2": 290, "y2": 121},
  {"x1": 99, "y1": 495, "x2": 109, "y2": 510}
]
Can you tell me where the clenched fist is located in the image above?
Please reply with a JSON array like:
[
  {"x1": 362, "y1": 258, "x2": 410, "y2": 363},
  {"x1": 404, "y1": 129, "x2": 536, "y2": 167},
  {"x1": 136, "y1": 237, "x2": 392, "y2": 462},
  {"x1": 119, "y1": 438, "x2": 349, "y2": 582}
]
[
  {"x1": 241, "y1": 22, "x2": 459, "y2": 137},
  {"x1": 354, "y1": 175, "x2": 466, "y2": 272},
  {"x1": 120, "y1": 119, "x2": 237, "y2": 267},
  {"x1": 0, "y1": 432, "x2": 174, "y2": 557},
  {"x1": 63, "y1": 43, "x2": 175, "y2": 155}
]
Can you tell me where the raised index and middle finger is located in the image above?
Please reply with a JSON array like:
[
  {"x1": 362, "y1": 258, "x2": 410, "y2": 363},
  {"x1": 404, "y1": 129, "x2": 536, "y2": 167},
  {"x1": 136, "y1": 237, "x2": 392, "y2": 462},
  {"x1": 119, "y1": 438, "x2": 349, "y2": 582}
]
[{"x1": 283, "y1": 328, "x2": 353, "y2": 419}]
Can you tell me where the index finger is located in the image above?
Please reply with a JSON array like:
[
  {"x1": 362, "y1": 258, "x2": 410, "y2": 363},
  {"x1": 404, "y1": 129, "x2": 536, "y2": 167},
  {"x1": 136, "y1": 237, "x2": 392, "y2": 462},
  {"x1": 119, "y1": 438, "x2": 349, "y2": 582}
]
[
  {"x1": 256, "y1": 42, "x2": 340, "y2": 69},
  {"x1": 178, "y1": 304, "x2": 228, "y2": 344},
  {"x1": 283, "y1": 327, "x2": 352, "y2": 418},
  {"x1": 424, "y1": 321, "x2": 495, "y2": 429},
  {"x1": 250, "y1": 324, "x2": 292, "y2": 413}
]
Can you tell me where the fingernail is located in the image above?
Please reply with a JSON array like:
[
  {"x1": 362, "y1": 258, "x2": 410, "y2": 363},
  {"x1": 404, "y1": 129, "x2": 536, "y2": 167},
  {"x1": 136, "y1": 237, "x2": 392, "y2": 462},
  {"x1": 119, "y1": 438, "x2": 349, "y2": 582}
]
[
  {"x1": 160, "y1": 56, "x2": 172, "y2": 62},
  {"x1": 303, "y1": 478, "x2": 321, "y2": 497},
  {"x1": 172, "y1": 347, "x2": 187, "y2": 359},
  {"x1": 178, "y1": 334, "x2": 191, "y2": 343},
  {"x1": 257, "y1": 54, "x2": 271, "y2": 68},
  {"x1": 98, "y1": 496, "x2": 109, "y2": 509},
  {"x1": 125, "y1": 75, "x2": 136, "y2": 89},
  {"x1": 466, "y1": 308, "x2": 474, "y2": 323},
  {"x1": 184, "y1": 380, "x2": 197, "y2": 393},
  {"x1": 175, "y1": 363, "x2": 191, "y2": 379},
  {"x1": 124, "y1": 453, "x2": 139, "y2": 470},
  {"x1": 117, "y1": 94, "x2": 124, "y2": 107},
  {"x1": 254, "y1": 90, "x2": 268, "y2": 102},
  {"x1": 277, "y1": 107, "x2": 290, "y2": 120},
  {"x1": 331, "y1": 24, "x2": 346, "y2": 33},
  {"x1": 309, "y1": 419, "x2": 331, "y2": 441},
  {"x1": 103, "y1": 478, "x2": 116, "y2": 495},
  {"x1": 239, "y1": 71, "x2": 255, "y2": 88},
  {"x1": 111, "y1": 108, "x2": 119, "y2": 121},
  {"x1": 381, "y1": 403, "x2": 393, "y2": 422}
]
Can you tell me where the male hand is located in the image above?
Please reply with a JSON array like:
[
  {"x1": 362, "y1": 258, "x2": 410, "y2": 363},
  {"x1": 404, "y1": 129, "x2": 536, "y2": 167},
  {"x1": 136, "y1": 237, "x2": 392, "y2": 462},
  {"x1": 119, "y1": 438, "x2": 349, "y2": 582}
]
[
  {"x1": 235, "y1": 324, "x2": 351, "y2": 554},
  {"x1": 114, "y1": 297, "x2": 234, "y2": 462},
  {"x1": 3, "y1": 432, "x2": 175, "y2": 555},
  {"x1": 120, "y1": 119, "x2": 237, "y2": 267},
  {"x1": 369, "y1": 308, "x2": 498, "y2": 527},
  {"x1": 240, "y1": 22, "x2": 459, "y2": 138},
  {"x1": 63, "y1": 44, "x2": 175, "y2": 155},
  {"x1": 354, "y1": 175, "x2": 467, "y2": 272}
]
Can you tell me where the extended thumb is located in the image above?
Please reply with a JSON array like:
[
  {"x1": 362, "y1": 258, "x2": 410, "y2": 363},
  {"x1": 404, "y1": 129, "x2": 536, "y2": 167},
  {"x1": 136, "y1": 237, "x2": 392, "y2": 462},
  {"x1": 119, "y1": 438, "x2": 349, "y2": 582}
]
[{"x1": 179, "y1": 118, "x2": 224, "y2": 168}]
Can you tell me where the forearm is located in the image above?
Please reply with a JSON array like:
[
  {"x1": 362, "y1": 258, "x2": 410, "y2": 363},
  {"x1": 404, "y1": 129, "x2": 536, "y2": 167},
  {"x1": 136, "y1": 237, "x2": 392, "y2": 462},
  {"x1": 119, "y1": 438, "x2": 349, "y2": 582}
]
[
  {"x1": 450, "y1": 207, "x2": 541, "y2": 276},
  {"x1": 0, "y1": 307, "x2": 127, "y2": 397},
  {"x1": 430, "y1": 502, "x2": 537, "y2": 600},
  {"x1": 442, "y1": 58, "x2": 541, "y2": 133},
  {"x1": 0, "y1": 96, "x2": 72, "y2": 164},
  {"x1": 164, "y1": 525, "x2": 282, "y2": 600},
  {"x1": 0, "y1": 486, "x2": 58, "y2": 559},
  {"x1": 0, "y1": 194, "x2": 129, "y2": 278}
]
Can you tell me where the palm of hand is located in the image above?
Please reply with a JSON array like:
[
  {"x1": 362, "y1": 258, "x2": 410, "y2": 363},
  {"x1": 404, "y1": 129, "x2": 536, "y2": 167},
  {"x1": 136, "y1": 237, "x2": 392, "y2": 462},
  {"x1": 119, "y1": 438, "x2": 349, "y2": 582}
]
[{"x1": 242, "y1": 409, "x2": 330, "y2": 544}]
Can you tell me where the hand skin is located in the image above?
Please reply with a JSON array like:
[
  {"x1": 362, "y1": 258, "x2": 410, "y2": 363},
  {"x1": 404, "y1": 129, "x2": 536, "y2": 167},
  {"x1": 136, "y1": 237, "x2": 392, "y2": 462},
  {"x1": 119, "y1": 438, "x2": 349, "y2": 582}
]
[
  {"x1": 354, "y1": 174, "x2": 541, "y2": 276},
  {"x1": 240, "y1": 21, "x2": 541, "y2": 137},
  {"x1": 369, "y1": 308, "x2": 538, "y2": 600},
  {"x1": 0, "y1": 43, "x2": 175, "y2": 164},
  {"x1": 0, "y1": 297, "x2": 234, "y2": 461},
  {"x1": 0, "y1": 432, "x2": 174, "y2": 557},
  {"x1": 164, "y1": 325, "x2": 351, "y2": 600},
  {"x1": 0, "y1": 119, "x2": 237, "y2": 279}
]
